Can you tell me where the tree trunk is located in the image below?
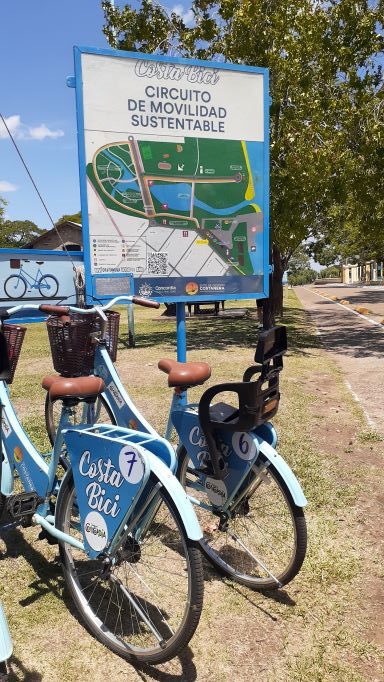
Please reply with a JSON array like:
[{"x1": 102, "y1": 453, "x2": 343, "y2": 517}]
[{"x1": 262, "y1": 243, "x2": 283, "y2": 329}]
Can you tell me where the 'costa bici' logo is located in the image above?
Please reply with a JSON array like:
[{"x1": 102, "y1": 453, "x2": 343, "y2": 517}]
[{"x1": 135, "y1": 61, "x2": 220, "y2": 85}]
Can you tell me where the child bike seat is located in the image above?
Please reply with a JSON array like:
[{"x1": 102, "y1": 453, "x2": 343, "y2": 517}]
[
  {"x1": 158, "y1": 358, "x2": 211, "y2": 388},
  {"x1": 42, "y1": 375, "x2": 105, "y2": 401}
]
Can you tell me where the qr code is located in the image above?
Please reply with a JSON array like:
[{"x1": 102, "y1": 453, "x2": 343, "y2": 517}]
[{"x1": 147, "y1": 252, "x2": 168, "y2": 275}]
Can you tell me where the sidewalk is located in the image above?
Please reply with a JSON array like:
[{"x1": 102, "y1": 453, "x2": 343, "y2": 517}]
[{"x1": 295, "y1": 286, "x2": 384, "y2": 435}]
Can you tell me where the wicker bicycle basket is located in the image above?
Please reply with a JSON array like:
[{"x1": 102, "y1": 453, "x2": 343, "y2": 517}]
[
  {"x1": 46, "y1": 310, "x2": 120, "y2": 377},
  {"x1": 3, "y1": 324, "x2": 27, "y2": 384},
  {"x1": 94, "y1": 310, "x2": 120, "y2": 363}
]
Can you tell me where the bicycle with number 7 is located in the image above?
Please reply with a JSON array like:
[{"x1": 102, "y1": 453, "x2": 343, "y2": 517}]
[
  {"x1": 44, "y1": 296, "x2": 308, "y2": 591},
  {"x1": 0, "y1": 300, "x2": 204, "y2": 665}
]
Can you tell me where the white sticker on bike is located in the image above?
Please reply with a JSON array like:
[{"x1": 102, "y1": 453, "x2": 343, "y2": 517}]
[
  {"x1": 232, "y1": 432, "x2": 257, "y2": 461},
  {"x1": 84, "y1": 511, "x2": 108, "y2": 551},
  {"x1": 107, "y1": 381, "x2": 125, "y2": 409},
  {"x1": 1, "y1": 411, "x2": 11, "y2": 438},
  {"x1": 119, "y1": 445, "x2": 144, "y2": 484},
  {"x1": 204, "y1": 477, "x2": 228, "y2": 506}
]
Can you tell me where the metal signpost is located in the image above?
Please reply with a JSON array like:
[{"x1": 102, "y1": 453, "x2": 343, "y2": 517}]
[{"x1": 70, "y1": 46, "x2": 269, "y2": 357}]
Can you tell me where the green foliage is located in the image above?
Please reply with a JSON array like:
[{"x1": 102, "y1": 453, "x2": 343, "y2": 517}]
[
  {"x1": 0, "y1": 218, "x2": 46, "y2": 248},
  {"x1": 288, "y1": 244, "x2": 312, "y2": 273},
  {"x1": 288, "y1": 269, "x2": 318, "y2": 286},
  {"x1": 102, "y1": 0, "x2": 383, "y2": 271},
  {"x1": 0, "y1": 196, "x2": 6, "y2": 223},
  {"x1": 287, "y1": 244, "x2": 317, "y2": 284},
  {"x1": 318, "y1": 265, "x2": 341, "y2": 279},
  {"x1": 56, "y1": 212, "x2": 82, "y2": 225}
]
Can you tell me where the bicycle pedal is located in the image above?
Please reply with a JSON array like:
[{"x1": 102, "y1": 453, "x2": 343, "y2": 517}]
[{"x1": 6, "y1": 492, "x2": 44, "y2": 520}]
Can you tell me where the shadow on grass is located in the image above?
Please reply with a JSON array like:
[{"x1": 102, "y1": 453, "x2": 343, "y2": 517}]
[
  {"x1": 117, "y1": 305, "x2": 320, "y2": 357},
  {"x1": 0, "y1": 527, "x2": 65, "y2": 605},
  {"x1": 0, "y1": 527, "x2": 198, "y2": 681},
  {"x1": 135, "y1": 648, "x2": 197, "y2": 682},
  {"x1": 8, "y1": 655, "x2": 43, "y2": 681}
]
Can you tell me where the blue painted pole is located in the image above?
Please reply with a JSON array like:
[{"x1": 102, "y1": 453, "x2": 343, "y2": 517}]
[{"x1": 176, "y1": 302, "x2": 187, "y2": 362}]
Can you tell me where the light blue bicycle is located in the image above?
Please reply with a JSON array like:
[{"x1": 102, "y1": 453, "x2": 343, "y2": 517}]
[
  {"x1": 0, "y1": 301, "x2": 204, "y2": 664},
  {"x1": 44, "y1": 296, "x2": 308, "y2": 591}
]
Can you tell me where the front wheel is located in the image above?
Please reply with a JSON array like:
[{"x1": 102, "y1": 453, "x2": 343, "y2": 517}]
[
  {"x1": 38, "y1": 275, "x2": 58, "y2": 298},
  {"x1": 55, "y1": 471, "x2": 204, "y2": 664},
  {"x1": 177, "y1": 448, "x2": 307, "y2": 590},
  {"x1": 4, "y1": 275, "x2": 27, "y2": 299}
]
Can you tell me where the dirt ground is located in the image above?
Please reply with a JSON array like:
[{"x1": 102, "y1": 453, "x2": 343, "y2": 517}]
[{"x1": 1, "y1": 292, "x2": 384, "y2": 680}]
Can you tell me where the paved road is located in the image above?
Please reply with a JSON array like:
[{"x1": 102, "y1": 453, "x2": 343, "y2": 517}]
[{"x1": 295, "y1": 285, "x2": 384, "y2": 435}]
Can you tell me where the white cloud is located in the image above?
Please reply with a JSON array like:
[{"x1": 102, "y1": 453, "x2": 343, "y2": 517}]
[
  {"x1": 28, "y1": 124, "x2": 64, "y2": 140},
  {"x1": 171, "y1": 3, "x2": 194, "y2": 26},
  {"x1": 0, "y1": 181, "x2": 17, "y2": 192},
  {"x1": 0, "y1": 115, "x2": 21, "y2": 139},
  {"x1": 0, "y1": 114, "x2": 64, "y2": 141}
]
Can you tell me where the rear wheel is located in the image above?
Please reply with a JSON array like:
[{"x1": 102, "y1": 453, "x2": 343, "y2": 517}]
[
  {"x1": 56, "y1": 470, "x2": 204, "y2": 663},
  {"x1": 177, "y1": 448, "x2": 307, "y2": 590},
  {"x1": 38, "y1": 275, "x2": 58, "y2": 298},
  {"x1": 45, "y1": 393, "x2": 116, "y2": 446}
]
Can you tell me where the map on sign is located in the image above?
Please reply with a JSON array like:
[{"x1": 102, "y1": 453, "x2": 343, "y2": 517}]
[
  {"x1": 87, "y1": 136, "x2": 263, "y2": 279},
  {"x1": 74, "y1": 48, "x2": 268, "y2": 301}
]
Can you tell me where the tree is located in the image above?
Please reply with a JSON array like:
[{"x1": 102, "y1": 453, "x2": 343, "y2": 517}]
[
  {"x1": 0, "y1": 218, "x2": 46, "y2": 248},
  {"x1": 102, "y1": 0, "x2": 383, "y2": 323},
  {"x1": 287, "y1": 244, "x2": 317, "y2": 285},
  {"x1": 287, "y1": 245, "x2": 312, "y2": 274},
  {"x1": 56, "y1": 212, "x2": 82, "y2": 225}
]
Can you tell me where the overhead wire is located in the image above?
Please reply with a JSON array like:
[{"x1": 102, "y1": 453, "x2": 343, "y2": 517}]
[{"x1": 0, "y1": 112, "x2": 77, "y2": 273}]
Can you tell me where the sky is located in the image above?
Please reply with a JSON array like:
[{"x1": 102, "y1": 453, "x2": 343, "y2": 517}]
[{"x1": 0, "y1": 0, "x2": 189, "y2": 230}]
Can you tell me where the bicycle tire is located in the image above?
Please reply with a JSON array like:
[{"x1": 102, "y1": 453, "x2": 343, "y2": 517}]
[
  {"x1": 38, "y1": 275, "x2": 59, "y2": 298},
  {"x1": 3, "y1": 275, "x2": 27, "y2": 299},
  {"x1": 45, "y1": 393, "x2": 116, "y2": 447},
  {"x1": 56, "y1": 470, "x2": 204, "y2": 664},
  {"x1": 177, "y1": 447, "x2": 307, "y2": 590}
]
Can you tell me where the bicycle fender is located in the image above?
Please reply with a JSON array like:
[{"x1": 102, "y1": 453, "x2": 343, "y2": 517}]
[
  {"x1": 146, "y1": 452, "x2": 203, "y2": 542},
  {"x1": 0, "y1": 602, "x2": 12, "y2": 662},
  {"x1": 255, "y1": 438, "x2": 307, "y2": 508}
]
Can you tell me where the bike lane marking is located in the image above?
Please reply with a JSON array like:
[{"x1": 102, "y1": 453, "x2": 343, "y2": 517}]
[
  {"x1": 303, "y1": 287, "x2": 384, "y2": 329},
  {"x1": 296, "y1": 286, "x2": 384, "y2": 436}
]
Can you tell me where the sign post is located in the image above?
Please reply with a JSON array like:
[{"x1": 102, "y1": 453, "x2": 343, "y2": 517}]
[{"x1": 70, "y1": 46, "x2": 269, "y2": 307}]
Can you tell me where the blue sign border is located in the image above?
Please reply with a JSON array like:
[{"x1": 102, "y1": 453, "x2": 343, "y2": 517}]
[{"x1": 71, "y1": 46, "x2": 270, "y2": 304}]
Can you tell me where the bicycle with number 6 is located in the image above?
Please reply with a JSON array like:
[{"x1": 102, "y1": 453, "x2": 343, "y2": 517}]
[
  {"x1": 0, "y1": 300, "x2": 204, "y2": 665},
  {"x1": 44, "y1": 297, "x2": 308, "y2": 591}
]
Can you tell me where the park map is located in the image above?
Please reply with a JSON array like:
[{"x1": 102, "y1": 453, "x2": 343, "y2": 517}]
[{"x1": 86, "y1": 136, "x2": 263, "y2": 279}]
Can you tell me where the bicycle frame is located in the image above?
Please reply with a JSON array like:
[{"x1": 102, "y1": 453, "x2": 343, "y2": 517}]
[
  {"x1": 93, "y1": 345, "x2": 307, "y2": 511},
  {"x1": 18, "y1": 265, "x2": 44, "y2": 289}
]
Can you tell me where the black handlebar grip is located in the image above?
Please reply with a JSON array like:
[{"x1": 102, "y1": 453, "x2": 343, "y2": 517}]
[
  {"x1": 132, "y1": 296, "x2": 160, "y2": 309},
  {"x1": 39, "y1": 304, "x2": 70, "y2": 315}
]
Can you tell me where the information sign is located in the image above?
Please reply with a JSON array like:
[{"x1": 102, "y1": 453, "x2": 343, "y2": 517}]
[{"x1": 72, "y1": 47, "x2": 269, "y2": 302}]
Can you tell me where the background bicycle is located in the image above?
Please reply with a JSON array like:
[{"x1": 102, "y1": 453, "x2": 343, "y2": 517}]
[
  {"x1": 43, "y1": 297, "x2": 308, "y2": 591},
  {"x1": 4, "y1": 260, "x2": 58, "y2": 299}
]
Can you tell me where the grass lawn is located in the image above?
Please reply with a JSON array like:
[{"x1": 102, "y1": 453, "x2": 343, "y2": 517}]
[{"x1": 0, "y1": 289, "x2": 383, "y2": 681}]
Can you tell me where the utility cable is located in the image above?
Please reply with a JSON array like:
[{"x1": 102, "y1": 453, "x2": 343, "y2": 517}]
[{"x1": 0, "y1": 112, "x2": 77, "y2": 272}]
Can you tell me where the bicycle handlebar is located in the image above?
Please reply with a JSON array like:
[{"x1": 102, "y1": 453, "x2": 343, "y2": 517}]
[
  {"x1": 39, "y1": 305, "x2": 70, "y2": 315},
  {"x1": 3, "y1": 295, "x2": 160, "y2": 319},
  {"x1": 131, "y1": 296, "x2": 159, "y2": 309}
]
